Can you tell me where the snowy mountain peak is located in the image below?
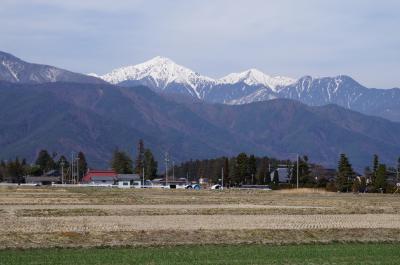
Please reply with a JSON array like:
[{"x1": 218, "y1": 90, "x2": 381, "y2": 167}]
[
  {"x1": 145, "y1": 55, "x2": 175, "y2": 65},
  {"x1": 98, "y1": 56, "x2": 214, "y2": 89},
  {"x1": 218, "y1": 68, "x2": 296, "y2": 91}
]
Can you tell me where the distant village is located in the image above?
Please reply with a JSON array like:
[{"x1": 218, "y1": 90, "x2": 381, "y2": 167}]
[{"x1": 0, "y1": 140, "x2": 399, "y2": 193}]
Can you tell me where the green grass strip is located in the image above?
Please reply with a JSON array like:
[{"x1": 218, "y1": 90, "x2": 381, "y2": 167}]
[{"x1": 1, "y1": 243, "x2": 400, "y2": 265}]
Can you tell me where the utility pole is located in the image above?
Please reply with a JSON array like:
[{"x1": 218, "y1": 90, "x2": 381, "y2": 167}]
[
  {"x1": 221, "y1": 167, "x2": 224, "y2": 190},
  {"x1": 297, "y1": 154, "x2": 299, "y2": 189},
  {"x1": 70, "y1": 152, "x2": 73, "y2": 184},
  {"x1": 164, "y1": 152, "x2": 169, "y2": 186},
  {"x1": 76, "y1": 156, "x2": 80, "y2": 184},
  {"x1": 172, "y1": 161, "x2": 175, "y2": 181},
  {"x1": 60, "y1": 159, "x2": 65, "y2": 184},
  {"x1": 142, "y1": 166, "x2": 145, "y2": 187}
]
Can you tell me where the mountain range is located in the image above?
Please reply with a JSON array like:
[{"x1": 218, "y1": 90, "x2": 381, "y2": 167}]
[
  {"x1": 0, "y1": 51, "x2": 399, "y2": 169},
  {"x1": 93, "y1": 56, "x2": 400, "y2": 122},
  {"x1": 1, "y1": 81, "x2": 400, "y2": 169}
]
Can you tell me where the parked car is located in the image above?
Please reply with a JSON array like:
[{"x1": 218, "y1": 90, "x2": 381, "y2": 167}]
[
  {"x1": 211, "y1": 184, "x2": 222, "y2": 190},
  {"x1": 185, "y1": 184, "x2": 201, "y2": 190}
]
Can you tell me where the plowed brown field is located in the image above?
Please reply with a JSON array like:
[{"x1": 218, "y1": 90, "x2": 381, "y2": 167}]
[{"x1": 1, "y1": 186, "x2": 400, "y2": 248}]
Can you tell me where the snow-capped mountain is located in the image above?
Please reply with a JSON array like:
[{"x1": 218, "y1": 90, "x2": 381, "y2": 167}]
[
  {"x1": 96, "y1": 56, "x2": 215, "y2": 99},
  {"x1": 0, "y1": 51, "x2": 104, "y2": 84},
  {"x1": 95, "y1": 56, "x2": 400, "y2": 122},
  {"x1": 278, "y1": 75, "x2": 400, "y2": 122},
  {"x1": 217, "y1": 68, "x2": 296, "y2": 91},
  {"x1": 278, "y1": 75, "x2": 367, "y2": 108},
  {"x1": 229, "y1": 75, "x2": 364, "y2": 105},
  {"x1": 95, "y1": 56, "x2": 296, "y2": 102}
]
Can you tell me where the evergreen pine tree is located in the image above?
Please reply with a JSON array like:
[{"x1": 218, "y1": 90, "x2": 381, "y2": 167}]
[
  {"x1": 257, "y1": 158, "x2": 268, "y2": 184},
  {"x1": 372, "y1": 154, "x2": 379, "y2": 182},
  {"x1": 223, "y1": 157, "x2": 230, "y2": 186},
  {"x1": 14, "y1": 157, "x2": 23, "y2": 183},
  {"x1": 134, "y1": 139, "x2": 145, "y2": 174},
  {"x1": 77, "y1": 152, "x2": 88, "y2": 181},
  {"x1": 143, "y1": 149, "x2": 158, "y2": 179},
  {"x1": 299, "y1": 155, "x2": 311, "y2": 184},
  {"x1": 374, "y1": 164, "x2": 387, "y2": 192},
  {"x1": 111, "y1": 149, "x2": 133, "y2": 174},
  {"x1": 336, "y1": 154, "x2": 355, "y2": 192},
  {"x1": 248, "y1": 155, "x2": 257, "y2": 184},
  {"x1": 229, "y1": 157, "x2": 236, "y2": 185},
  {"x1": 35, "y1": 149, "x2": 54, "y2": 174},
  {"x1": 235, "y1": 153, "x2": 248, "y2": 184}
]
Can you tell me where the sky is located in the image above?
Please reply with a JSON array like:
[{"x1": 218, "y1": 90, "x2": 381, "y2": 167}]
[{"x1": 0, "y1": 0, "x2": 399, "y2": 88}]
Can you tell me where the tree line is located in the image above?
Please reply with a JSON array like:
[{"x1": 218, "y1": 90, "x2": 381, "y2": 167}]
[
  {"x1": 171, "y1": 152, "x2": 400, "y2": 192},
  {"x1": 170, "y1": 153, "x2": 318, "y2": 187},
  {"x1": 0, "y1": 140, "x2": 159, "y2": 182},
  {"x1": 1, "y1": 143, "x2": 399, "y2": 193},
  {"x1": 0, "y1": 150, "x2": 87, "y2": 183},
  {"x1": 335, "y1": 154, "x2": 400, "y2": 193}
]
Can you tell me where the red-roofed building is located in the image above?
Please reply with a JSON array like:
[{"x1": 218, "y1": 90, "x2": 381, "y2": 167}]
[{"x1": 82, "y1": 169, "x2": 117, "y2": 185}]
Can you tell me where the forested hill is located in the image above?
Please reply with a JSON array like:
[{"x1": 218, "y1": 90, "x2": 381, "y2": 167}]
[{"x1": 0, "y1": 81, "x2": 400, "y2": 169}]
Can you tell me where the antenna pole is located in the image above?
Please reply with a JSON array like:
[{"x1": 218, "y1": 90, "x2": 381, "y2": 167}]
[
  {"x1": 70, "y1": 152, "x2": 73, "y2": 184},
  {"x1": 165, "y1": 152, "x2": 169, "y2": 187},
  {"x1": 76, "y1": 156, "x2": 79, "y2": 184},
  {"x1": 60, "y1": 159, "x2": 65, "y2": 184},
  {"x1": 222, "y1": 167, "x2": 224, "y2": 190},
  {"x1": 142, "y1": 166, "x2": 145, "y2": 187},
  {"x1": 172, "y1": 161, "x2": 175, "y2": 181}
]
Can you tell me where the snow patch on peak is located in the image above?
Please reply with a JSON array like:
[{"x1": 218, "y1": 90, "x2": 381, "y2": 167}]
[
  {"x1": 87, "y1": 73, "x2": 100, "y2": 78},
  {"x1": 218, "y1": 69, "x2": 296, "y2": 91},
  {"x1": 227, "y1": 88, "x2": 278, "y2": 105},
  {"x1": 2, "y1": 60, "x2": 20, "y2": 81}
]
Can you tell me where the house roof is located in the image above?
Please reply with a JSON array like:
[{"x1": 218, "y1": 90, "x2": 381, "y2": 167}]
[
  {"x1": 117, "y1": 174, "x2": 140, "y2": 181},
  {"x1": 25, "y1": 176, "x2": 61, "y2": 183},
  {"x1": 82, "y1": 169, "x2": 117, "y2": 183},
  {"x1": 90, "y1": 176, "x2": 116, "y2": 181}
]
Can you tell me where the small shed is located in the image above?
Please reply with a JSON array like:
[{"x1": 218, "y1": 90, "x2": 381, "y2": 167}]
[
  {"x1": 25, "y1": 176, "x2": 61, "y2": 185},
  {"x1": 117, "y1": 174, "x2": 141, "y2": 188}
]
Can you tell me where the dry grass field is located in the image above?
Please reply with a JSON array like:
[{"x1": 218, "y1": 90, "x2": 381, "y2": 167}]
[{"x1": 1, "y1": 186, "x2": 400, "y2": 249}]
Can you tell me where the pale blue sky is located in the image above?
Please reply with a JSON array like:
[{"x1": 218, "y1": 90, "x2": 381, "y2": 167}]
[{"x1": 1, "y1": 0, "x2": 399, "y2": 88}]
